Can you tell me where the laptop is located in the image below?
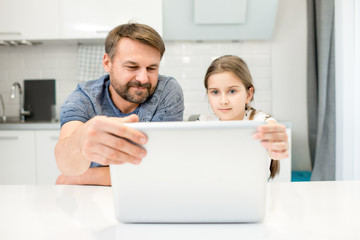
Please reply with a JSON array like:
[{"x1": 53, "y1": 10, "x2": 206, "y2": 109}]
[{"x1": 110, "y1": 121, "x2": 269, "y2": 223}]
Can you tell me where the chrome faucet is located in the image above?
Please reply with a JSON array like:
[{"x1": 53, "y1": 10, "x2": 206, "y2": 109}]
[
  {"x1": 11, "y1": 82, "x2": 31, "y2": 122},
  {"x1": 0, "y1": 94, "x2": 6, "y2": 122}
]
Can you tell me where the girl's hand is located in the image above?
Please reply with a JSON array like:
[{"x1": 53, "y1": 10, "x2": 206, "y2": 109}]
[{"x1": 253, "y1": 121, "x2": 289, "y2": 160}]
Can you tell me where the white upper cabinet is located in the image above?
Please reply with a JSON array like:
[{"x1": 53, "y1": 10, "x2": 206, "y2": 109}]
[
  {"x1": 0, "y1": 0, "x2": 58, "y2": 40},
  {"x1": 58, "y1": 0, "x2": 163, "y2": 39},
  {"x1": 0, "y1": 0, "x2": 162, "y2": 41}
]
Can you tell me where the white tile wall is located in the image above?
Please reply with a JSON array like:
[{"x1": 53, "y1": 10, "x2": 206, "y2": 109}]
[
  {"x1": 0, "y1": 40, "x2": 272, "y2": 120},
  {"x1": 162, "y1": 41, "x2": 273, "y2": 119},
  {"x1": 0, "y1": 44, "x2": 78, "y2": 118}
]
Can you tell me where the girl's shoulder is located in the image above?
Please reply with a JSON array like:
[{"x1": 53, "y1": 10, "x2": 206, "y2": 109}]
[{"x1": 245, "y1": 109, "x2": 276, "y2": 122}]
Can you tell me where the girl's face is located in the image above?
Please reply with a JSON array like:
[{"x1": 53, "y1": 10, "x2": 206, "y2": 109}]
[{"x1": 207, "y1": 71, "x2": 253, "y2": 121}]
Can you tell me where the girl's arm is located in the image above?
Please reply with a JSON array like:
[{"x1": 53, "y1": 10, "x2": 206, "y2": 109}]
[{"x1": 253, "y1": 120, "x2": 289, "y2": 160}]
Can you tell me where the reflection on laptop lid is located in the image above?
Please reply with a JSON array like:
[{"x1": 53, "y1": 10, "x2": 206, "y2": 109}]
[{"x1": 110, "y1": 121, "x2": 268, "y2": 223}]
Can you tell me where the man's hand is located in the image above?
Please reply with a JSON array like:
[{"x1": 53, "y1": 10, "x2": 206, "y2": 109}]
[
  {"x1": 55, "y1": 114, "x2": 148, "y2": 176},
  {"x1": 79, "y1": 114, "x2": 147, "y2": 166},
  {"x1": 253, "y1": 121, "x2": 289, "y2": 160}
]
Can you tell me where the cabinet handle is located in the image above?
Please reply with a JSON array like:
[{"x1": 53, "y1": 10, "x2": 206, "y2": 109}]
[
  {"x1": 0, "y1": 32, "x2": 21, "y2": 36},
  {"x1": 0, "y1": 136, "x2": 19, "y2": 140},
  {"x1": 50, "y1": 136, "x2": 58, "y2": 140}
]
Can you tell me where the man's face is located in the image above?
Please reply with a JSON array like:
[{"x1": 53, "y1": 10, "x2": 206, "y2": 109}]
[{"x1": 103, "y1": 37, "x2": 161, "y2": 105}]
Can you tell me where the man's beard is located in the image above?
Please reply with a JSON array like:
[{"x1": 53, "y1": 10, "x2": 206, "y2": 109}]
[{"x1": 111, "y1": 80, "x2": 155, "y2": 104}]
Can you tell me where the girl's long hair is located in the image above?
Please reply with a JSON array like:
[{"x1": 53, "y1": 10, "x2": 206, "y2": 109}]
[{"x1": 204, "y1": 55, "x2": 280, "y2": 179}]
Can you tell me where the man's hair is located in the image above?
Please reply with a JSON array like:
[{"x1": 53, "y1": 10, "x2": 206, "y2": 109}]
[{"x1": 105, "y1": 23, "x2": 165, "y2": 60}]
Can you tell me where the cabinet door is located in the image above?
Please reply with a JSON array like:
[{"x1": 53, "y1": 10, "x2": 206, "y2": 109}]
[
  {"x1": 58, "y1": 0, "x2": 162, "y2": 39},
  {"x1": 0, "y1": 0, "x2": 58, "y2": 40},
  {"x1": 35, "y1": 130, "x2": 60, "y2": 184},
  {"x1": 0, "y1": 131, "x2": 36, "y2": 184}
]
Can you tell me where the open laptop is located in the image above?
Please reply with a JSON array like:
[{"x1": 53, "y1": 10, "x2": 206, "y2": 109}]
[{"x1": 110, "y1": 121, "x2": 269, "y2": 223}]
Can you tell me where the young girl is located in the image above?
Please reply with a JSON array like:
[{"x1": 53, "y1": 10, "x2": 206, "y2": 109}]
[{"x1": 200, "y1": 55, "x2": 289, "y2": 179}]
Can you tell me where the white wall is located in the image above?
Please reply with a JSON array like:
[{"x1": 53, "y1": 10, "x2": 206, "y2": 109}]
[
  {"x1": 272, "y1": 0, "x2": 311, "y2": 171},
  {"x1": 0, "y1": 0, "x2": 310, "y2": 171},
  {"x1": 0, "y1": 41, "x2": 273, "y2": 119},
  {"x1": 161, "y1": 41, "x2": 273, "y2": 120},
  {"x1": 335, "y1": 0, "x2": 360, "y2": 180}
]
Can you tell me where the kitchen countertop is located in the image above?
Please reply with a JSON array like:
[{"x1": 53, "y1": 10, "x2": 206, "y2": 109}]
[
  {"x1": 0, "y1": 122, "x2": 60, "y2": 130},
  {"x1": 0, "y1": 181, "x2": 359, "y2": 240}
]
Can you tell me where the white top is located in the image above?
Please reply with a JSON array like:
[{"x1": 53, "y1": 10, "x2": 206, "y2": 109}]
[
  {"x1": 1, "y1": 181, "x2": 359, "y2": 239},
  {"x1": 199, "y1": 109, "x2": 275, "y2": 178},
  {"x1": 199, "y1": 109, "x2": 276, "y2": 122}
]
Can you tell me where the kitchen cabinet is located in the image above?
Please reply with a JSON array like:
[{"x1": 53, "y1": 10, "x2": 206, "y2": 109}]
[
  {"x1": 0, "y1": 129, "x2": 60, "y2": 185},
  {"x1": 35, "y1": 130, "x2": 60, "y2": 184},
  {"x1": 0, "y1": 0, "x2": 162, "y2": 41},
  {"x1": 58, "y1": 0, "x2": 163, "y2": 39},
  {"x1": 0, "y1": 0, "x2": 58, "y2": 40},
  {"x1": 0, "y1": 131, "x2": 36, "y2": 184}
]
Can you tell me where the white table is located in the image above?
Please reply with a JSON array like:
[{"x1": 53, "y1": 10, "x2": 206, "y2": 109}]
[{"x1": 1, "y1": 181, "x2": 360, "y2": 240}]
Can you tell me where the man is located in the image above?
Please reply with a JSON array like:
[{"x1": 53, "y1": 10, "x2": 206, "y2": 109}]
[{"x1": 55, "y1": 23, "x2": 184, "y2": 186}]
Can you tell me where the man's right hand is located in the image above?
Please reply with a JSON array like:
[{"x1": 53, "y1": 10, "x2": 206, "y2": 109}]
[
  {"x1": 55, "y1": 114, "x2": 147, "y2": 176},
  {"x1": 79, "y1": 114, "x2": 147, "y2": 165}
]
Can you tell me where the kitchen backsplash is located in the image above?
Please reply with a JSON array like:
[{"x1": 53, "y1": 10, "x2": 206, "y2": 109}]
[
  {"x1": 0, "y1": 40, "x2": 272, "y2": 120},
  {"x1": 163, "y1": 41, "x2": 272, "y2": 120}
]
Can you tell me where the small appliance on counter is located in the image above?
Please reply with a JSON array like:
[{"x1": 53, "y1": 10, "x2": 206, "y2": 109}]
[{"x1": 24, "y1": 79, "x2": 56, "y2": 122}]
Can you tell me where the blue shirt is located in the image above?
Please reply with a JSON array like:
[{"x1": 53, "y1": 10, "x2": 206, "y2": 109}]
[
  {"x1": 60, "y1": 74, "x2": 184, "y2": 126},
  {"x1": 59, "y1": 74, "x2": 184, "y2": 167}
]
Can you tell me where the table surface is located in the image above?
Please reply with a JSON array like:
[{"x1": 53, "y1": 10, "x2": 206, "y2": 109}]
[{"x1": 1, "y1": 181, "x2": 359, "y2": 240}]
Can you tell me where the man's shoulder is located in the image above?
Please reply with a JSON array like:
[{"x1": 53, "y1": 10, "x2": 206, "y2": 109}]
[
  {"x1": 158, "y1": 74, "x2": 175, "y2": 85},
  {"x1": 137, "y1": 74, "x2": 184, "y2": 122},
  {"x1": 157, "y1": 74, "x2": 182, "y2": 93},
  {"x1": 78, "y1": 74, "x2": 109, "y2": 94}
]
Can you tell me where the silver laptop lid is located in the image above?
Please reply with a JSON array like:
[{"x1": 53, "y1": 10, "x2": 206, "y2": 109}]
[{"x1": 110, "y1": 121, "x2": 268, "y2": 223}]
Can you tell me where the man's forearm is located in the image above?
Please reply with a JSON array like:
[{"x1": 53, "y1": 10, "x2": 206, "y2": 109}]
[
  {"x1": 55, "y1": 140, "x2": 90, "y2": 175},
  {"x1": 55, "y1": 122, "x2": 91, "y2": 175},
  {"x1": 56, "y1": 167, "x2": 111, "y2": 186}
]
